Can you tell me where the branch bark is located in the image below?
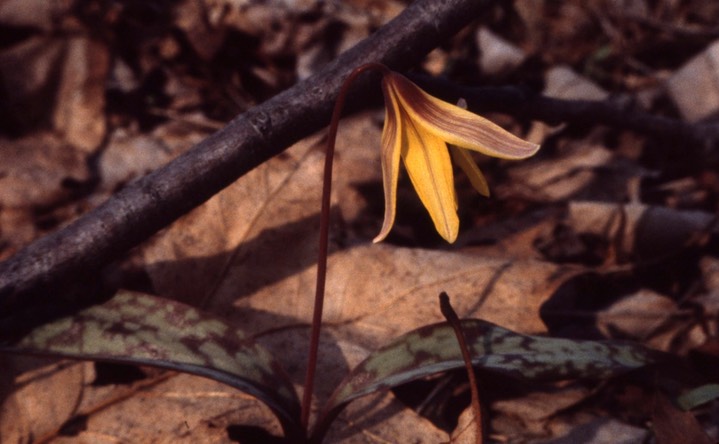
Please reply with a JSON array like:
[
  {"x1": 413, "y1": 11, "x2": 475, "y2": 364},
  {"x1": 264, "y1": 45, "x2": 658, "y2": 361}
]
[
  {"x1": 0, "y1": 0, "x2": 492, "y2": 312},
  {"x1": 413, "y1": 74, "x2": 719, "y2": 155}
]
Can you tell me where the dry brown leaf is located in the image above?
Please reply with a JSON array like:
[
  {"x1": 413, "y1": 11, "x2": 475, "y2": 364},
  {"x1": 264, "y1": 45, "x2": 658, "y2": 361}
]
[
  {"x1": 476, "y1": 27, "x2": 527, "y2": 76},
  {"x1": 323, "y1": 391, "x2": 447, "y2": 443},
  {"x1": 143, "y1": 114, "x2": 381, "y2": 307},
  {"x1": 0, "y1": 132, "x2": 90, "y2": 208},
  {"x1": 174, "y1": 0, "x2": 226, "y2": 61},
  {"x1": 142, "y1": 131, "x2": 324, "y2": 307},
  {"x1": 543, "y1": 65, "x2": 609, "y2": 101},
  {"x1": 450, "y1": 406, "x2": 480, "y2": 444},
  {"x1": 507, "y1": 144, "x2": 613, "y2": 202},
  {"x1": 597, "y1": 288, "x2": 678, "y2": 350},
  {"x1": 543, "y1": 417, "x2": 649, "y2": 444},
  {"x1": 0, "y1": 0, "x2": 70, "y2": 31},
  {"x1": 52, "y1": 36, "x2": 109, "y2": 153},
  {"x1": 491, "y1": 384, "x2": 591, "y2": 440},
  {"x1": 567, "y1": 201, "x2": 715, "y2": 260},
  {"x1": 0, "y1": 36, "x2": 65, "y2": 132},
  {"x1": 58, "y1": 373, "x2": 284, "y2": 444},
  {"x1": 0, "y1": 357, "x2": 86, "y2": 443},
  {"x1": 233, "y1": 244, "x2": 567, "y2": 344},
  {"x1": 99, "y1": 121, "x2": 207, "y2": 194},
  {"x1": 2, "y1": 361, "x2": 286, "y2": 443}
]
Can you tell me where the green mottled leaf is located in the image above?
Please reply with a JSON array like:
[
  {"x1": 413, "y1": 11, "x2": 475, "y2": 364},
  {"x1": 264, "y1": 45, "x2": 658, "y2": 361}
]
[
  {"x1": 677, "y1": 384, "x2": 719, "y2": 411},
  {"x1": 314, "y1": 319, "x2": 661, "y2": 439},
  {"x1": 0, "y1": 290, "x2": 302, "y2": 440}
]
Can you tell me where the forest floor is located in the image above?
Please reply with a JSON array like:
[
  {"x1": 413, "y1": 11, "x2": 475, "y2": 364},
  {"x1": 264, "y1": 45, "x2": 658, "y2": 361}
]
[{"x1": 1, "y1": 1, "x2": 719, "y2": 442}]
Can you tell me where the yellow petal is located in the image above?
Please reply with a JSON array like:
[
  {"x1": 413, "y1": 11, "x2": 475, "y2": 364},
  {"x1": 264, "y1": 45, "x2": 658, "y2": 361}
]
[
  {"x1": 449, "y1": 146, "x2": 490, "y2": 197},
  {"x1": 400, "y1": 108, "x2": 459, "y2": 243},
  {"x1": 386, "y1": 72, "x2": 540, "y2": 160},
  {"x1": 373, "y1": 80, "x2": 403, "y2": 243}
]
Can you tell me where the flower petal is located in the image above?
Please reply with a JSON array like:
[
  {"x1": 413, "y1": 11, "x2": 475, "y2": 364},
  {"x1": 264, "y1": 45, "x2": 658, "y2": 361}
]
[
  {"x1": 449, "y1": 146, "x2": 490, "y2": 197},
  {"x1": 386, "y1": 72, "x2": 540, "y2": 160},
  {"x1": 400, "y1": 109, "x2": 459, "y2": 243},
  {"x1": 373, "y1": 80, "x2": 404, "y2": 243}
]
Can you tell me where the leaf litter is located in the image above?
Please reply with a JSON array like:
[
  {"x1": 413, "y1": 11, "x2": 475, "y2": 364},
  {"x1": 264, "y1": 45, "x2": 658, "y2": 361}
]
[{"x1": 2, "y1": 0, "x2": 719, "y2": 442}]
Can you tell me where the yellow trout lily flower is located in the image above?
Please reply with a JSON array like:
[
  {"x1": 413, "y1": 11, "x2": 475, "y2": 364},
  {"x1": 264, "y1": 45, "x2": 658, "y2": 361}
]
[{"x1": 374, "y1": 72, "x2": 540, "y2": 243}]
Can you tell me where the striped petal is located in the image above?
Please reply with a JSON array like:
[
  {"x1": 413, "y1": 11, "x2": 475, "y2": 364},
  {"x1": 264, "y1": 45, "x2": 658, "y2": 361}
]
[
  {"x1": 386, "y1": 72, "x2": 540, "y2": 160},
  {"x1": 373, "y1": 79, "x2": 404, "y2": 243},
  {"x1": 449, "y1": 146, "x2": 490, "y2": 197},
  {"x1": 400, "y1": 107, "x2": 459, "y2": 243}
]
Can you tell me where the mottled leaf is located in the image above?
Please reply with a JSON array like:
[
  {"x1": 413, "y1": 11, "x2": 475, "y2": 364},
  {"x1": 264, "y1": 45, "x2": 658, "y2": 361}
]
[
  {"x1": 0, "y1": 291, "x2": 302, "y2": 440},
  {"x1": 677, "y1": 384, "x2": 719, "y2": 411},
  {"x1": 315, "y1": 319, "x2": 661, "y2": 439}
]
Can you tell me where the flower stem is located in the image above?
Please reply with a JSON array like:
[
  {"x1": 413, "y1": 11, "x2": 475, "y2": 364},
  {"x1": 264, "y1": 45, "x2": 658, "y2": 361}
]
[
  {"x1": 301, "y1": 62, "x2": 390, "y2": 431},
  {"x1": 439, "y1": 292, "x2": 484, "y2": 444}
]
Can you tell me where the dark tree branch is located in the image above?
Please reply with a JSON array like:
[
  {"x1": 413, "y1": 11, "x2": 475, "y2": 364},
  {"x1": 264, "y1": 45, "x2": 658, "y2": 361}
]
[
  {"x1": 0, "y1": 0, "x2": 492, "y2": 312},
  {"x1": 412, "y1": 73, "x2": 719, "y2": 155}
]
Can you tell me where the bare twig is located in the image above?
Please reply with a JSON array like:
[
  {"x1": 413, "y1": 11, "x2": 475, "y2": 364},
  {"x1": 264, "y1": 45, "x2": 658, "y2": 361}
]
[
  {"x1": 412, "y1": 74, "x2": 719, "y2": 156},
  {"x1": 0, "y1": 0, "x2": 492, "y2": 312}
]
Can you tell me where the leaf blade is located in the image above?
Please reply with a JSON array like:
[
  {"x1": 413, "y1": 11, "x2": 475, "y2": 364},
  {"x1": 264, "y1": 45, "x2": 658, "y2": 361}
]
[
  {"x1": 317, "y1": 318, "x2": 661, "y2": 438},
  {"x1": 0, "y1": 290, "x2": 302, "y2": 439}
]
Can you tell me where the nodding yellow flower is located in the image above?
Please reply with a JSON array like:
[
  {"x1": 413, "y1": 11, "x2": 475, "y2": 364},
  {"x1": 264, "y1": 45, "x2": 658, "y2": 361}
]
[{"x1": 373, "y1": 71, "x2": 540, "y2": 244}]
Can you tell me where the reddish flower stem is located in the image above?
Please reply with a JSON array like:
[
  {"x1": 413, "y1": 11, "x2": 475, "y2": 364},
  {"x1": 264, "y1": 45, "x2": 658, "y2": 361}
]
[
  {"x1": 439, "y1": 292, "x2": 484, "y2": 444},
  {"x1": 301, "y1": 62, "x2": 390, "y2": 431}
]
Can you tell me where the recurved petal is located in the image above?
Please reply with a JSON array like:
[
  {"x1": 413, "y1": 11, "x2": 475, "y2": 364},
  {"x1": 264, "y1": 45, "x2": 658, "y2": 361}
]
[
  {"x1": 449, "y1": 146, "x2": 490, "y2": 197},
  {"x1": 400, "y1": 109, "x2": 459, "y2": 243},
  {"x1": 386, "y1": 72, "x2": 540, "y2": 160},
  {"x1": 373, "y1": 80, "x2": 404, "y2": 243}
]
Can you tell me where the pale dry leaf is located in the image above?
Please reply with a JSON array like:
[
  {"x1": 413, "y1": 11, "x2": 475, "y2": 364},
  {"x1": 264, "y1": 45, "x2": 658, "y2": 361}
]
[
  {"x1": 0, "y1": 357, "x2": 86, "y2": 443},
  {"x1": 544, "y1": 65, "x2": 608, "y2": 102},
  {"x1": 52, "y1": 36, "x2": 109, "y2": 153},
  {"x1": 323, "y1": 391, "x2": 447, "y2": 443},
  {"x1": 507, "y1": 144, "x2": 613, "y2": 202},
  {"x1": 697, "y1": 257, "x2": 719, "y2": 338},
  {"x1": 567, "y1": 201, "x2": 716, "y2": 259},
  {"x1": 0, "y1": 208, "x2": 36, "y2": 260},
  {"x1": 233, "y1": 243, "x2": 571, "y2": 345},
  {"x1": 0, "y1": 0, "x2": 71, "y2": 30},
  {"x1": 476, "y1": 27, "x2": 527, "y2": 76},
  {"x1": 142, "y1": 132, "x2": 324, "y2": 307},
  {"x1": 0, "y1": 35, "x2": 65, "y2": 129},
  {"x1": 0, "y1": 132, "x2": 91, "y2": 208},
  {"x1": 492, "y1": 384, "x2": 591, "y2": 439},
  {"x1": 667, "y1": 39, "x2": 719, "y2": 123},
  {"x1": 542, "y1": 417, "x2": 649, "y2": 444},
  {"x1": 98, "y1": 121, "x2": 206, "y2": 195},
  {"x1": 143, "y1": 113, "x2": 382, "y2": 308},
  {"x1": 53, "y1": 372, "x2": 284, "y2": 444},
  {"x1": 98, "y1": 130, "x2": 177, "y2": 193},
  {"x1": 449, "y1": 406, "x2": 479, "y2": 444},
  {"x1": 332, "y1": 113, "x2": 384, "y2": 224},
  {"x1": 174, "y1": 0, "x2": 226, "y2": 61},
  {"x1": 596, "y1": 288, "x2": 677, "y2": 349}
]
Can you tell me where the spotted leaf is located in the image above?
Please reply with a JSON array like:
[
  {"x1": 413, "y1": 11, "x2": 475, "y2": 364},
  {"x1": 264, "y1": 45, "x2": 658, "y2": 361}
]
[
  {"x1": 314, "y1": 319, "x2": 662, "y2": 439},
  {"x1": 0, "y1": 290, "x2": 302, "y2": 440}
]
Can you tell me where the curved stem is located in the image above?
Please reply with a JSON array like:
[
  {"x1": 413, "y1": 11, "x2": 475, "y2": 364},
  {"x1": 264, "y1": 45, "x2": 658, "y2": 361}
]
[
  {"x1": 301, "y1": 62, "x2": 390, "y2": 432},
  {"x1": 440, "y1": 292, "x2": 484, "y2": 444}
]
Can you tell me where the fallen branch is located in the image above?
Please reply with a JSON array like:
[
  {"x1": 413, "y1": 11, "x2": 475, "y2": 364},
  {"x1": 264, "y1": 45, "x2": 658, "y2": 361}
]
[
  {"x1": 413, "y1": 73, "x2": 719, "y2": 155},
  {"x1": 0, "y1": 0, "x2": 491, "y2": 312}
]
